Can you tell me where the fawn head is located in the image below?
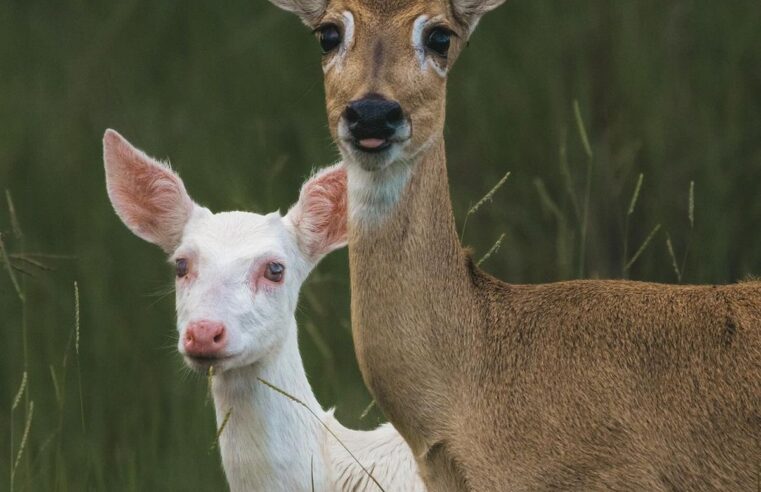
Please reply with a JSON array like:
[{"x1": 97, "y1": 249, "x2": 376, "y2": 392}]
[
  {"x1": 104, "y1": 130, "x2": 347, "y2": 372},
  {"x1": 270, "y1": 0, "x2": 505, "y2": 171}
]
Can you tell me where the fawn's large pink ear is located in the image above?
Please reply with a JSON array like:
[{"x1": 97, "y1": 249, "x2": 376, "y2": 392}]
[
  {"x1": 103, "y1": 129, "x2": 195, "y2": 253},
  {"x1": 286, "y1": 164, "x2": 348, "y2": 260}
]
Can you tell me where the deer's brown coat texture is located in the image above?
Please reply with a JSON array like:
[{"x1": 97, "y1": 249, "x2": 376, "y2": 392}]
[
  {"x1": 350, "y1": 141, "x2": 761, "y2": 490},
  {"x1": 268, "y1": 0, "x2": 761, "y2": 489}
]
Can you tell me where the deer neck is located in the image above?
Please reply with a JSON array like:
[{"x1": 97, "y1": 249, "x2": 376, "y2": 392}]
[
  {"x1": 347, "y1": 136, "x2": 463, "y2": 272},
  {"x1": 211, "y1": 319, "x2": 330, "y2": 492},
  {"x1": 346, "y1": 136, "x2": 472, "y2": 451}
]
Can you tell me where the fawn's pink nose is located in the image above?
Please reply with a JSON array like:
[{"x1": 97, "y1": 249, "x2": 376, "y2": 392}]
[{"x1": 183, "y1": 320, "x2": 227, "y2": 357}]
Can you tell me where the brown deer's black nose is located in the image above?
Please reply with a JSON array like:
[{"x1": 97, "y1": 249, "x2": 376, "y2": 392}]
[{"x1": 344, "y1": 95, "x2": 405, "y2": 148}]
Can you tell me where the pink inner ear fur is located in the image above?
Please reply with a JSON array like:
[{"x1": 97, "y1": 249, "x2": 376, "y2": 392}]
[
  {"x1": 289, "y1": 164, "x2": 348, "y2": 258},
  {"x1": 104, "y1": 130, "x2": 193, "y2": 253}
]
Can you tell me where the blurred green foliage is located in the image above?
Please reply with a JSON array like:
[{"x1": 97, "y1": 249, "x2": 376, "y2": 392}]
[{"x1": 1, "y1": 1, "x2": 760, "y2": 490}]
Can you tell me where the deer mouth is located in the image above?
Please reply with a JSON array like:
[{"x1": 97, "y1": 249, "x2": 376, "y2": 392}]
[
  {"x1": 184, "y1": 354, "x2": 233, "y2": 371},
  {"x1": 353, "y1": 138, "x2": 393, "y2": 153},
  {"x1": 339, "y1": 106, "x2": 412, "y2": 158}
]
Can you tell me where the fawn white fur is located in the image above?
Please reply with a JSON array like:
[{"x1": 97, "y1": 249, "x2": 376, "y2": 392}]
[{"x1": 103, "y1": 129, "x2": 424, "y2": 492}]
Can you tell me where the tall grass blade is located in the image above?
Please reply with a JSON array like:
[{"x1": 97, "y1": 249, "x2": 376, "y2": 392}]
[
  {"x1": 627, "y1": 174, "x2": 644, "y2": 216},
  {"x1": 50, "y1": 366, "x2": 61, "y2": 406},
  {"x1": 360, "y1": 399, "x2": 376, "y2": 420},
  {"x1": 688, "y1": 181, "x2": 695, "y2": 229},
  {"x1": 258, "y1": 377, "x2": 386, "y2": 492},
  {"x1": 74, "y1": 281, "x2": 86, "y2": 431},
  {"x1": 210, "y1": 408, "x2": 232, "y2": 452},
  {"x1": 665, "y1": 234, "x2": 682, "y2": 282},
  {"x1": 10, "y1": 254, "x2": 54, "y2": 272},
  {"x1": 5, "y1": 190, "x2": 23, "y2": 239},
  {"x1": 12, "y1": 372, "x2": 27, "y2": 411},
  {"x1": 578, "y1": 157, "x2": 593, "y2": 278},
  {"x1": 534, "y1": 179, "x2": 563, "y2": 222},
  {"x1": 303, "y1": 287, "x2": 327, "y2": 317},
  {"x1": 680, "y1": 181, "x2": 696, "y2": 280},
  {"x1": 2, "y1": 262, "x2": 35, "y2": 278},
  {"x1": 624, "y1": 224, "x2": 662, "y2": 272},
  {"x1": 623, "y1": 173, "x2": 645, "y2": 277},
  {"x1": 477, "y1": 233, "x2": 506, "y2": 267},
  {"x1": 573, "y1": 100, "x2": 594, "y2": 278},
  {"x1": 12, "y1": 401, "x2": 34, "y2": 480},
  {"x1": 12, "y1": 252, "x2": 76, "y2": 260},
  {"x1": 461, "y1": 171, "x2": 511, "y2": 240},
  {"x1": 573, "y1": 100, "x2": 593, "y2": 159},
  {"x1": 207, "y1": 366, "x2": 215, "y2": 404},
  {"x1": 303, "y1": 321, "x2": 333, "y2": 362},
  {"x1": 558, "y1": 133, "x2": 580, "y2": 220},
  {"x1": 0, "y1": 233, "x2": 24, "y2": 302},
  {"x1": 74, "y1": 282, "x2": 80, "y2": 355}
]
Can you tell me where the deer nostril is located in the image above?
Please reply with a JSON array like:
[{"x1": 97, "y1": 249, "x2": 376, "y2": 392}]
[
  {"x1": 344, "y1": 105, "x2": 360, "y2": 124},
  {"x1": 386, "y1": 105, "x2": 404, "y2": 125}
]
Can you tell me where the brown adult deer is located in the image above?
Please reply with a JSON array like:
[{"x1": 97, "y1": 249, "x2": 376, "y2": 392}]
[{"x1": 269, "y1": 1, "x2": 761, "y2": 490}]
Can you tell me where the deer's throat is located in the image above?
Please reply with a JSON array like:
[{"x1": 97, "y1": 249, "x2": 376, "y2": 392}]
[
  {"x1": 345, "y1": 138, "x2": 470, "y2": 448},
  {"x1": 347, "y1": 137, "x2": 463, "y2": 284}
]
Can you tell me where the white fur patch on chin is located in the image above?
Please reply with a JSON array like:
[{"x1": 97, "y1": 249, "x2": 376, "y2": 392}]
[{"x1": 347, "y1": 160, "x2": 412, "y2": 230}]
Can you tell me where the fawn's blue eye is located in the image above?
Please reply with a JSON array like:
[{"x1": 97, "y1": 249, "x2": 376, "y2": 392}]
[
  {"x1": 176, "y1": 258, "x2": 188, "y2": 278},
  {"x1": 426, "y1": 27, "x2": 452, "y2": 57},
  {"x1": 265, "y1": 262, "x2": 285, "y2": 282},
  {"x1": 317, "y1": 25, "x2": 342, "y2": 54}
]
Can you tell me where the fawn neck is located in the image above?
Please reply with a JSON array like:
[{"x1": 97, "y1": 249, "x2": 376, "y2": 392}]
[
  {"x1": 347, "y1": 136, "x2": 475, "y2": 453},
  {"x1": 211, "y1": 319, "x2": 329, "y2": 491}
]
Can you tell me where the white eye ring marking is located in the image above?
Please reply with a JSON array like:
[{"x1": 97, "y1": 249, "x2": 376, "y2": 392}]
[
  {"x1": 412, "y1": 15, "x2": 448, "y2": 78},
  {"x1": 324, "y1": 11, "x2": 355, "y2": 74}
]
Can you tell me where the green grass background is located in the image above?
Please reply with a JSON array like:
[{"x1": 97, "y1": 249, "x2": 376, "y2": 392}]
[{"x1": 1, "y1": 1, "x2": 760, "y2": 490}]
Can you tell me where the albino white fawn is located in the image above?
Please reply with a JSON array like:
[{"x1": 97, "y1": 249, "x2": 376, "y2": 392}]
[
  {"x1": 270, "y1": 1, "x2": 761, "y2": 490},
  {"x1": 103, "y1": 130, "x2": 424, "y2": 492}
]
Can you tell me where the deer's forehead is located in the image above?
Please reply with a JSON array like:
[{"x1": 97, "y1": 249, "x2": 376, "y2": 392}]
[
  {"x1": 181, "y1": 211, "x2": 291, "y2": 257},
  {"x1": 329, "y1": 0, "x2": 450, "y2": 26}
]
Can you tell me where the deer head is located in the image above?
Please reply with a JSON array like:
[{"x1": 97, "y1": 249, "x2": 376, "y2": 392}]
[
  {"x1": 269, "y1": 0, "x2": 506, "y2": 172},
  {"x1": 104, "y1": 129, "x2": 347, "y2": 373}
]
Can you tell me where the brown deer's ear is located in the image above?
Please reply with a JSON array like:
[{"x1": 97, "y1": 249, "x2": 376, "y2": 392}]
[
  {"x1": 450, "y1": 0, "x2": 507, "y2": 36},
  {"x1": 103, "y1": 129, "x2": 196, "y2": 253},
  {"x1": 286, "y1": 164, "x2": 348, "y2": 260},
  {"x1": 268, "y1": 0, "x2": 327, "y2": 27}
]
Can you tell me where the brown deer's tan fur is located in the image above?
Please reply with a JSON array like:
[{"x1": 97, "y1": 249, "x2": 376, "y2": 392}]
[{"x1": 270, "y1": 0, "x2": 761, "y2": 489}]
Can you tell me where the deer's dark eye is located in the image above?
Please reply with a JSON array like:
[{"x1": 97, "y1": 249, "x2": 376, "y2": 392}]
[
  {"x1": 176, "y1": 258, "x2": 189, "y2": 278},
  {"x1": 264, "y1": 262, "x2": 285, "y2": 283},
  {"x1": 317, "y1": 24, "x2": 342, "y2": 54},
  {"x1": 426, "y1": 27, "x2": 452, "y2": 57}
]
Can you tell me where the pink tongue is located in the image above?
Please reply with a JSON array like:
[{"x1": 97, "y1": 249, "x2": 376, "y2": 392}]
[{"x1": 359, "y1": 138, "x2": 386, "y2": 149}]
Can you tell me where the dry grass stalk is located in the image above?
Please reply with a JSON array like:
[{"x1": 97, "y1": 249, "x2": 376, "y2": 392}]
[
  {"x1": 258, "y1": 377, "x2": 386, "y2": 492},
  {"x1": 666, "y1": 234, "x2": 682, "y2": 282},
  {"x1": 0, "y1": 233, "x2": 24, "y2": 302},
  {"x1": 359, "y1": 399, "x2": 376, "y2": 420},
  {"x1": 625, "y1": 224, "x2": 662, "y2": 272},
  {"x1": 12, "y1": 401, "x2": 34, "y2": 482},
  {"x1": 477, "y1": 233, "x2": 506, "y2": 267},
  {"x1": 210, "y1": 408, "x2": 233, "y2": 452},
  {"x1": 12, "y1": 372, "x2": 27, "y2": 411},
  {"x1": 461, "y1": 171, "x2": 511, "y2": 240}
]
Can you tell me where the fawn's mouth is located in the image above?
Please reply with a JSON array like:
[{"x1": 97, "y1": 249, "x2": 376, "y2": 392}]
[{"x1": 184, "y1": 354, "x2": 234, "y2": 371}]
